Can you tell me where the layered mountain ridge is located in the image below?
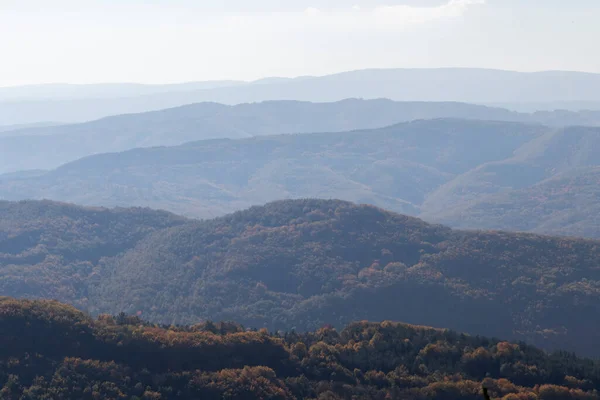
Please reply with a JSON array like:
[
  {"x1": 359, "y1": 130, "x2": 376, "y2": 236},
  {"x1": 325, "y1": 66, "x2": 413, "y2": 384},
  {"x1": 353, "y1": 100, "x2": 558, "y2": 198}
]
[{"x1": 2, "y1": 118, "x2": 599, "y2": 240}]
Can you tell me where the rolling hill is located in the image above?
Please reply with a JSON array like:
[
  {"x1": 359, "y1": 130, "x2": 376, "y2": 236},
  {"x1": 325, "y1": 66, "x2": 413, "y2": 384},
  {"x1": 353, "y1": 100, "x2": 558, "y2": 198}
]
[
  {"x1": 422, "y1": 167, "x2": 600, "y2": 237},
  {"x1": 3, "y1": 118, "x2": 600, "y2": 238},
  {"x1": 0, "y1": 98, "x2": 554, "y2": 174},
  {"x1": 2, "y1": 298, "x2": 599, "y2": 399},
  {"x1": 0, "y1": 200, "x2": 186, "y2": 301},
  {"x1": 2, "y1": 97, "x2": 600, "y2": 174},
  {"x1": 2, "y1": 199, "x2": 600, "y2": 357},
  {"x1": 421, "y1": 125, "x2": 600, "y2": 235},
  {"x1": 3, "y1": 68, "x2": 600, "y2": 125},
  {"x1": 0, "y1": 119, "x2": 546, "y2": 217},
  {"x1": 3, "y1": 118, "x2": 600, "y2": 239}
]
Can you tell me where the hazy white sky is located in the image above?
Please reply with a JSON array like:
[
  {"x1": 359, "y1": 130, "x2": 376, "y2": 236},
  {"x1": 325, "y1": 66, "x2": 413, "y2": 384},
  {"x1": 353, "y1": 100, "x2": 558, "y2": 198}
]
[{"x1": 1, "y1": 0, "x2": 599, "y2": 86}]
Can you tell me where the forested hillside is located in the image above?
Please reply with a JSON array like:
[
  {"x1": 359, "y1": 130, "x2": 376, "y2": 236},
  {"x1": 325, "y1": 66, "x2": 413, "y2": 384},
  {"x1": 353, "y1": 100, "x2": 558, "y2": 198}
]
[
  {"x1": 2, "y1": 199, "x2": 600, "y2": 357},
  {"x1": 424, "y1": 167, "x2": 600, "y2": 237},
  {"x1": 0, "y1": 119, "x2": 546, "y2": 218},
  {"x1": 3, "y1": 118, "x2": 600, "y2": 239},
  {"x1": 1, "y1": 297, "x2": 599, "y2": 400},
  {"x1": 0, "y1": 200, "x2": 186, "y2": 302},
  {"x1": 422, "y1": 125, "x2": 600, "y2": 234}
]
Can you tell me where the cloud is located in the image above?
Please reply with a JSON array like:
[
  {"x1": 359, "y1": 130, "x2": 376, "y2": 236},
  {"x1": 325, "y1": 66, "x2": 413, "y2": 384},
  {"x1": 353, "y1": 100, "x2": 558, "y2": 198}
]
[
  {"x1": 304, "y1": 7, "x2": 321, "y2": 16},
  {"x1": 300, "y1": 0, "x2": 485, "y2": 30}
]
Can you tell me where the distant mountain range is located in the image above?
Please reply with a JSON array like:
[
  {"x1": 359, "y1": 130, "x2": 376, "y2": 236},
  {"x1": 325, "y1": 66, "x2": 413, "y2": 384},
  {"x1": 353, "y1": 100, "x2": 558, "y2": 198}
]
[
  {"x1": 0, "y1": 76, "x2": 316, "y2": 102},
  {"x1": 2, "y1": 198, "x2": 600, "y2": 356},
  {"x1": 2, "y1": 98, "x2": 600, "y2": 174},
  {"x1": 0, "y1": 121, "x2": 62, "y2": 135},
  {"x1": 0, "y1": 118, "x2": 547, "y2": 219},
  {"x1": 0, "y1": 80, "x2": 245, "y2": 102},
  {"x1": 2, "y1": 118, "x2": 599, "y2": 239},
  {"x1": 3, "y1": 68, "x2": 600, "y2": 124}
]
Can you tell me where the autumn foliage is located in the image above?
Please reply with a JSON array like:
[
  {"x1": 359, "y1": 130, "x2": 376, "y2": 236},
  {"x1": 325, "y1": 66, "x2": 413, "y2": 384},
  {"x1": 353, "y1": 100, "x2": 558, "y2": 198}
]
[{"x1": 0, "y1": 298, "x2": 599, "y2": 399}]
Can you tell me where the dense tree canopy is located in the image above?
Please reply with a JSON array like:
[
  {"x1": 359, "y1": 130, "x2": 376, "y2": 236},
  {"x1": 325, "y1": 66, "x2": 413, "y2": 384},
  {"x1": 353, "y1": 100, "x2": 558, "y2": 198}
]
[
  {"x1": 1, "y1": 199, "x2": 600, "y2": 357},
  {"x1": 0, "y1": 297, "x2": 599, "y2": 400}
]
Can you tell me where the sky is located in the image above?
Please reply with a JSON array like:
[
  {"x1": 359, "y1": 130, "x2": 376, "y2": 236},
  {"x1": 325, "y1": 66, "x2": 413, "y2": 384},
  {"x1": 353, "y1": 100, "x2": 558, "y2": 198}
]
[{"x1": 0, "y1": 0, "x2": 599, "y2": 86}]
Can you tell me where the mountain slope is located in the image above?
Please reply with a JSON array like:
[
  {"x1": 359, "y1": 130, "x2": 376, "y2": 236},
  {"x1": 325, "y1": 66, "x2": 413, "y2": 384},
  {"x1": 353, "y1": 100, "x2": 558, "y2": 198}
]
[
  {"x1": 423, "y1": 167, "x2": 600, "y2": 237},
  {"x1": 2, "y1": 298, "x2": 599, "y2": 400},
  {"x1": 0, "y1": 119, "x2": 546, "y2": 217},
  {"x1": 90, "y1": 199, "x2": 600, "y2": 355},
  {"x1": 3, "y1": 68, "x2": 600, "y2": 124},
  {"x1": 0, "y1": 200, "x2": 186, "y2": 302},
  {"x1": 2, "y1": 199, "x2": 600, "y2": 356},
  {"x1": 4, "y1": 119, "x2": 600, "y2": 239},
  {"x1": 421, "y1": 125, "x2": 600, "y2": 236},
  {"x1": 0, "y1": 98, "x2": 548, "y2": 173}
]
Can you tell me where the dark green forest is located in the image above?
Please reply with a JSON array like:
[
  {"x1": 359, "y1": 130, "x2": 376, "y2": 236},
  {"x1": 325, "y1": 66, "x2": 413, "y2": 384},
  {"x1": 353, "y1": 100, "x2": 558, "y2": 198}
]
[
  {"x1": 1, "y1": 297, "x2": 599, "y2": 399},
  {"x1": 1, "y1": 199, "x2": 600, "y2": 357}
]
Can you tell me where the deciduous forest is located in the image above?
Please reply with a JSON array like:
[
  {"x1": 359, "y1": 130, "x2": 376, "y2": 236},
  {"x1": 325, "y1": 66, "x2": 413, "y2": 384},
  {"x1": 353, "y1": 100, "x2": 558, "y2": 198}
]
[
  {"x1": 1, "y1": 297, "x2": 599, "y2": 399},
  {"x1": 2, "y1": 199, "x2": 600, "y2": 357}
]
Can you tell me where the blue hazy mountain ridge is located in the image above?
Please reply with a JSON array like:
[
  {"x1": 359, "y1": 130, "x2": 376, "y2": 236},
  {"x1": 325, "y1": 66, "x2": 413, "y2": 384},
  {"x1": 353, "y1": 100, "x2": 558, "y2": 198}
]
[
  {"x1": 423, "y1": 167, "x2": 600, "y2": 238},
  {"x1": 0, "y1": 76, "x2": 314, "y2": 102},
  {"x1": 2, "y1": 118, "x2": 600, "y2": 239},
  {"x1": 2, "y1": 68, "x2": 600, "y2": 125},
  {"x1": 3, "y1": 98, "x2": 600, "y2": 174},
  {"x1": 421, "y1": 125, "x2": 600, "y2": 212},
  {"x1": 0, "y1": 122, "x2": 63, "y2": 135},
  {"x1": 0, "y1": 118, "x2": 546, "y2": 217},
  {"x1": 0, "y1": 98, "x2": 544, "y2": 174},
  {"x1": 419, "y1": 124, "x2": 600, "y2": 237}
]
